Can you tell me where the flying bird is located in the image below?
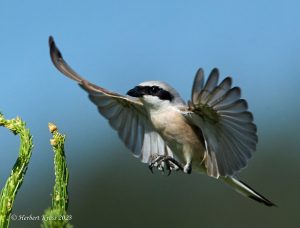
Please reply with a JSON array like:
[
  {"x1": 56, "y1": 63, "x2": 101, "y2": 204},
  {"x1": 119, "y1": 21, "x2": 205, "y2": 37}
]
[{"x1": 49, "y1": 36, "x2": 275, "y2": 207}]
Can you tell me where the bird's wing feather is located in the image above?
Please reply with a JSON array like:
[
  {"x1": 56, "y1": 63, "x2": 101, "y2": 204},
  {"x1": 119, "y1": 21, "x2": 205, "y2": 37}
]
[
  {"x1": 183, "y1": 68, "x2": 257, "y2": 178},
  {"x1": 49, "y1": 36, "x2": 173, "y2": 163}
]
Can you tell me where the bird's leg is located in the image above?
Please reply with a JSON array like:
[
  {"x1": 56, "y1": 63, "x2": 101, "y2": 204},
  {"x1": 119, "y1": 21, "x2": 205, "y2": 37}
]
[
  {"x1": 183, "y1": 162, "x2": 192, "y2": 174},
  {"x1": 182, "y1": 147, "x2": 193, "y2": 174},
  {"x1": 149, "y1": 155, "x2": 184, "y2": 175}
]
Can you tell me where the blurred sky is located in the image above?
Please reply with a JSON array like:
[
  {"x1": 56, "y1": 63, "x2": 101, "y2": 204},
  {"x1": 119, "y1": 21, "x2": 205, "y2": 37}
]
[{"x1": 0, "y1": 1, "x2": 300, "y2": 227}]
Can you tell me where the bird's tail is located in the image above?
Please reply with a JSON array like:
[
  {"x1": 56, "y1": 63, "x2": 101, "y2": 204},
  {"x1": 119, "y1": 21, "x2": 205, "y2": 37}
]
[{"x1": 222, "y1": 176, "x2": 276, "y2": 207}]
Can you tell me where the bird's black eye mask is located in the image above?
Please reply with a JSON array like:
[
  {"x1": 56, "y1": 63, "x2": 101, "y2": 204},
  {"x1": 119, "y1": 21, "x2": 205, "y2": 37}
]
[{"x1": 127, "y1": 85, "x2": 174, "y2": 101}]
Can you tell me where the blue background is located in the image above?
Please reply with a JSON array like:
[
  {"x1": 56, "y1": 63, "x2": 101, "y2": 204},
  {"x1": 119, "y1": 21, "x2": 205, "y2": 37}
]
[{"x1": 0, "y1": 1, "x2": 299, "y2": 227}]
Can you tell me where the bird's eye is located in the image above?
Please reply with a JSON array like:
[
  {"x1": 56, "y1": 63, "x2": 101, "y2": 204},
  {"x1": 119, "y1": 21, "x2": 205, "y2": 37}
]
[{"x1": 150, "y1": 86, "x2": 160, "y2": 94}]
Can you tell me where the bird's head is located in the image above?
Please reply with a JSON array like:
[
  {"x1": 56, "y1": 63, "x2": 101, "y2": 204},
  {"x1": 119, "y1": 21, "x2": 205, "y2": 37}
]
[{"x1": 127, "y1": 81, "x2": 185, "y2": 110}]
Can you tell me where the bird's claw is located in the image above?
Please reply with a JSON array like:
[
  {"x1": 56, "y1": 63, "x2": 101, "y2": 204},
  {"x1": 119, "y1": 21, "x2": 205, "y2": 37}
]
[{"x1": 148, "y1": 155, "x2": 183, "y2": 175}]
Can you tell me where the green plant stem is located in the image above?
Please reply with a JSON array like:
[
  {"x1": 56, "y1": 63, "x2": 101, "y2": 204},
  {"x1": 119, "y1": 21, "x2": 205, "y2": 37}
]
[
  {"x1": 0, "y1": 113, "x2": 33, "y2": 228},
  {"x1": 42, "y1": 123, "x2": 72, "y2": 228}
]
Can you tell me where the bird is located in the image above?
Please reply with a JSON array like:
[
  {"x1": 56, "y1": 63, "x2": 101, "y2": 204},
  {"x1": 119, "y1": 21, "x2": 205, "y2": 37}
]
[{"x1": 48, "y1": 36, "x2": 276, "y2": 207}]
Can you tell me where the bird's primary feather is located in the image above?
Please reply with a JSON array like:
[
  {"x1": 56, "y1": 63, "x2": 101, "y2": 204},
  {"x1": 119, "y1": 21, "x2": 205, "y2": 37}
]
[
  {"x1": 49, "y1": 36, "x2": 174, "y2": 163},
  {"x1": 184, "y1": 68, "x2": 258, "y2": 178}
]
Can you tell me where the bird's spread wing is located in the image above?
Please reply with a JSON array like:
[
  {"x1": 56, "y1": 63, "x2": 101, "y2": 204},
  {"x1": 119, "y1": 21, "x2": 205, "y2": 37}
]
[
  {"x1": 49, "y1": 36, "x2": 173, "y2": 163},
  {"x1": 183, "y1": 68, "x2": 258, "y2": 178}
]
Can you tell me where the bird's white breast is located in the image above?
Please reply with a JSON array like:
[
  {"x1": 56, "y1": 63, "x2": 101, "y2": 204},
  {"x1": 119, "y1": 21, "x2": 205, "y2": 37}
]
[{"x1": 148, "y1": 106, "x2": 205, "y2": 165}]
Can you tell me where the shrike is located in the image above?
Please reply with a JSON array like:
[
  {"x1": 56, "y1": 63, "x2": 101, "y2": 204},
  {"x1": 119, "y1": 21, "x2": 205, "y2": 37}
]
[{"x1": 49, "y1": 36, "x2": 275, "y2": 207}]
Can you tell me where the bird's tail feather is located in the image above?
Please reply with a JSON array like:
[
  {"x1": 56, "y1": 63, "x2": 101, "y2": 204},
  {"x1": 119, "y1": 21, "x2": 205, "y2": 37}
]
[{"x1": 222, "y1": 176, "x2": 276, "y2": 207}]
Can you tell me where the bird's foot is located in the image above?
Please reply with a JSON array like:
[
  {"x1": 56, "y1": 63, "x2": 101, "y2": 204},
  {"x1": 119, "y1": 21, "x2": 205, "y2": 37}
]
[{"x1": 148, "y1": 155, "x2": 184, "y2": 176}]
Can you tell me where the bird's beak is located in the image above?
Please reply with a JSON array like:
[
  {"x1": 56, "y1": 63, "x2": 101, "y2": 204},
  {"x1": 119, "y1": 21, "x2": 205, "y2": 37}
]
[{"x1": 127, "y1": 86, "x2": 144, "y2": 97}]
